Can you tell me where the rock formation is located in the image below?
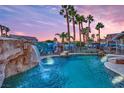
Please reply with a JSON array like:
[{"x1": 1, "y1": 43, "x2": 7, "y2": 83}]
[{"x1": 0, "y1": 37, "x2": 40, "y2": 87}]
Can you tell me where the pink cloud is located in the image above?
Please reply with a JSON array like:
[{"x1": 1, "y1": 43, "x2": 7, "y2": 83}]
[
  {"x1": 14, "y1": 31, "x2": 26, "y2": 35},
  {"x1": 75, "y1": 5, "x2": 124, "y2": 39},
  {"x1": 2, "y1": 5, "x2": 124, "y2": 41}
]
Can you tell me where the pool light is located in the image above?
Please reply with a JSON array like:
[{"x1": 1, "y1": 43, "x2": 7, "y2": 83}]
[
  {"x1": 46, "y1": 57, "x2": 54, "y2": 65},
  {"x1": 112, "y1": 76, "x2": 124, "y2": 84}
]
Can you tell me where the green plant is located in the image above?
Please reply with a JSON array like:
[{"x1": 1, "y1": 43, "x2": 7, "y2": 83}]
[
  {"x1": 60, "y1": 5, "x2": 72, "y2": 42},
  {"x1": 75, "y1": 41, "x2": 85, "y2": 47},
  {"x1": 69, "y1": 6, "x2": 77, "y2": 41},
  {"x1": 95, "y1": 22, "x2": 104, "y2": 43},
  {"x1": 45, "y1": 40, "x2": 54, "y2": 43}
]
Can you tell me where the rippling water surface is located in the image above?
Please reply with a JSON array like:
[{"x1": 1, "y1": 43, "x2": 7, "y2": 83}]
[{"x1": 2, "y1": 55, "x2": 113, "y2": 88}]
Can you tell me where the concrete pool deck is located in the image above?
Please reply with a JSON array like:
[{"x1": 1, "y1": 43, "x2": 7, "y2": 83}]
[
  {"x1": 105, "y1": 62, "x2": 124, "y2": 77},
  {"x1": 104, "y1": 54, "x2": 124, "y2": 77}
]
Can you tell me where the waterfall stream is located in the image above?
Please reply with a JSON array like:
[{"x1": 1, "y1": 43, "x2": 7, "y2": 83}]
[{"x1": 31, "y1": 45, "x2": 41, "y2": 63}]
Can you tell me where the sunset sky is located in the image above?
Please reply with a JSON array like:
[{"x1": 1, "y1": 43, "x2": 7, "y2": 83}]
[{"x1": 0, "y1": 5, "x2": 124, "y2": 41}]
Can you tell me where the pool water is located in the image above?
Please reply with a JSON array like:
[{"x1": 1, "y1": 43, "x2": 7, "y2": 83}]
[{"x1": 2, "y1": 55, "x2": 113, "y2": 88}]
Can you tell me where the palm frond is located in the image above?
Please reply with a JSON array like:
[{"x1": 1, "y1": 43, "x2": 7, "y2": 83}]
[{"x1": 55, "y1": 33, "x2": 60, "y2": 36}]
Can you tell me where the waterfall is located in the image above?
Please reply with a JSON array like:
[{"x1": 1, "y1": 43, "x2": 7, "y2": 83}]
[
  {"x1": 31, "y1": 45, "x2": 41, "y2": 63},
  {"x1": 31, "y1": 45, "x2": 44, "y2": 74}
]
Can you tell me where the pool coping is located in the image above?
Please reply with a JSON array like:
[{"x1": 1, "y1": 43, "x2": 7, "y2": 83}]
[
  {"x1": 104, "y1": 54, "x2": 124, "y2": 77},
  {"x1": 104, "y1": 62, "x2": 124, "y2": 77},
  {"x1": 40, "y1": 53, "x2": 98, "y2": 60}
]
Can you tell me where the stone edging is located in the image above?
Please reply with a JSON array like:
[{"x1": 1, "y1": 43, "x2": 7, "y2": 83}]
[{"x1": 41, "y1": 53, "x2": 98, "y2": 60}]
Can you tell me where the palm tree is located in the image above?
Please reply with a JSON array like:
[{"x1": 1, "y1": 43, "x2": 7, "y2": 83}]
[
  {"x1": 5, "y1": 27, "x2": 10, "y2": 36},
  {"x1": 0, "y1": 25, "x2": 10, "y2": 37},
  {"x1": 0, "y1": 25, "x2": 2, "y2": 36},
  {"x1": 66, "y1": 35, "x2": 74, "y2": 42},
  {"x1": 0, "y1": 25, "x2": 4, "y2": 36},
  {"x1": 76, "y1": 14, "x2": 85, "y2": 47},
  {"x1": 69, "y1": 6, "x2": 77, "y2": 41},
  {"x1": 55, "y1": 32, "x2": 68, "y2": 43},
  {"x1": 95, "y1": 22, "x2": 104, "y2": 43},
  {"x1": 60, "y1": 5, "x2": 72, "y2": 42},
  {"x1": 91, "y1": 34, "x2": 95, "y2": 42},
  {"x1": 87, "y1": 14, "x2": 94, "y2": 38},
  {"x1": 82, "y1": 27, "x2": 89, "y2": 43},
  {"x1": 88, "y1": 38, "x2": 94, "y2": 44},
  {"x1": 96, "y1": 34, "x2": 99, "y2": 43},
  {"x1": 80, "y1": 15, "x2": 87, "y2": 43},
  {"x1": 75, "y1": 14, "x2": 82, "y2": 47}
]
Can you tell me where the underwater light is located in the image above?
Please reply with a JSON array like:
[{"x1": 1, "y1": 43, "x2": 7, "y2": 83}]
[
  {"x1": 45, "y1": 57, "x2": 54, "y2": 65},
  {"x1": 101, "y1": 56, "x2": 107, "y2": 63},
  {"x1": 112, "y1": 76, "x2": 124, "y2": 84}
]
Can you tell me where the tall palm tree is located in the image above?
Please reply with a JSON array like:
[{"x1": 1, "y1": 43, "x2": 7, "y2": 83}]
[
  {"x1": 95, "y1": 22, "x2": 104, "y2": 43},
  {"x1": 82, "y1": 27, "x2": 89, "y2": 43},
  {"x1": 0, "y1": 25, "x2": 2, "y2": 36},
  {"x1": 76, "y1": 14, "x2": 82, "y2": 47},
  {"x1": 0, "y1": 25, "x2": 5, "y2": 36},
  {"x1": 96, "y1": 34, "x2": 99, "y2": 43},
  {"x1": 91, "y1": 34, "x2": 95, "y2": 42},
  {"x1": 87, "y1": 14, "x2": 94, "y2": 38},
  {"x1": 60, "y1": 5, "x2": 72, "y2": 42},
  {"x1": 55, "y1": 32, "x2": 68, "y2": 43},
  {"x1": 80, "y1": 15, "x2": 87, "y2": 43},
  {"x1": 69, "y1": 6, "x2": 77, "y2": 41},
  {"x1": 5, "y1": 27, "x2": 10, "y2": 36}
]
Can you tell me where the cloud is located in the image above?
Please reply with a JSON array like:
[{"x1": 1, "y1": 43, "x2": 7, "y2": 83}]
[
  {"x1": 75, "y1": 5, "x2": 124, "y2": 38},
  {"x1": 0, "y1": 5, "x2": 124, "y2": 41},
  {"x1": 14, "y1": 31, "x2": 26, "y2": 36}
]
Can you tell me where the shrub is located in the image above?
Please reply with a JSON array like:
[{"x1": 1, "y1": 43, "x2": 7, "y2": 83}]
[
  {"x1": 75, "y1": 41, "x2": 85, "y2": 47},
  {"x1": 45, "y1": 40, "x2": 54, "y2": 43}
]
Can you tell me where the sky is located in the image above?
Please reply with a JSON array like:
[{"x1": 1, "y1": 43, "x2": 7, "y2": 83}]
[{"x1": 0, "y1": 5, "x2": 124, "y2": 41}]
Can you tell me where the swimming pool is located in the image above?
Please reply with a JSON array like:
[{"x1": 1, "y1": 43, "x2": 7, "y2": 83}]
[{"x1": 2, "y1": 55, "x2": 114, "y2": 88}]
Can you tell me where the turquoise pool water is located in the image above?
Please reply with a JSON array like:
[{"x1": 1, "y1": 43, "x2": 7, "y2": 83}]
[{"x1": 2, "y1": 55, "x2": 113, "y2": 88}]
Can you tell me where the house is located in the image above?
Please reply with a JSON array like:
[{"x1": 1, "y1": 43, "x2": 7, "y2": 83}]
[
  {"x1": 9, "y1": 34, "x2": 38, "y2": 43},
  {"x1": 105, "y1": 31, "x2": 124, "y2": 54},
  {"x1": 112, "y1": 31, "x2": 124, "y2": 44},
  {"x1": 113, "y1": 32, "x2": 124, "y2": 54},
  {"x1": 105, "y1": 33, "x2": 119, "y2": 43}
]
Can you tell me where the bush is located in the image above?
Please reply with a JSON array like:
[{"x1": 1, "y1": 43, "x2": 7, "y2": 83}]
[
  {"x1": 88, "y1": 38, "x2": 94, "y2": 44},
  {"x1": 75, "y1": 41, "x2": 85, "y2": 47},
  {"x1": 45, "y1": 40, "x2": 54, "y2": 43}
]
